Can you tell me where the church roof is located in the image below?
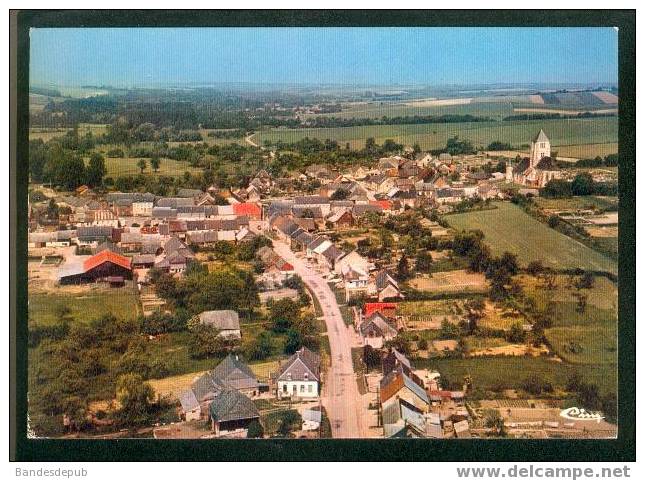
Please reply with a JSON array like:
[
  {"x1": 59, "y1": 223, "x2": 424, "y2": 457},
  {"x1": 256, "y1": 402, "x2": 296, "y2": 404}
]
[
  {"x1": 512, "y1": 158, "x2": 530, "y2": 174},
  {"x1": 533, "y1": 129, "x2": 549, "y2": 143}
]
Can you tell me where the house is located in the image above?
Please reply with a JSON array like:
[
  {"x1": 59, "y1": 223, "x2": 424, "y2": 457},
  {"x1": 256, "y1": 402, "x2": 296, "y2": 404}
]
[
  {"x1": 364, "y1": 302, "x2": 398, "y2": 319},
  {"x1": 209, "y1": 353, "x2": 263, "y2": 396},
  {"x1": 382, "y1": 348, "x2": 412, "y2": 376},
  {"x1": 374, "y1": 270, "x2": 403, "y2": 301},
  {"x1": 132, "y1": 201, "x2": 153, "y2": 217},
  {"x1": 275, "y1": 347, "x2": 321, "y2": 399},
  {"x1": 232, "y1": 202, "x2": 262, "y2": 220},
  {"x1": 326, "y1": 208, "x2": 354, "y2": 228},
  {"x1": 342, "y1": 265, "x2": 370, "y2": 302},
  {"x1": 334, "y1": 250, "x2": 373, "y2": 276},
  {"x1": 197, "y1": 310, "x2": 242, "y2": 339},
  {"x1": 76, "y1": 225, "x2": 114, "y2": 245},
  {"x1": 58, "y1": 250, "x2": 132, "y2": 285},
  {"x1": 359, "y1": 311, "x2": 398, "y2": 348},
  {"x1": 380, "y1": 364, "x2": 430, "y2": 413},
  {"x1": 507, "y1": 130, "x2": 562, "y2": 188},
  {"x1": 319, "y1": 244, "x2": 344, "y2": 270},
  {"x1": 179, "y1": 390, "x2": 201, "y2": 421},
  {"x1": 209, "y1": 389, "x2": 260, "y2": 436},
  {"x1": 382, "y1": 398, "x2": 427, "y2": 438}
]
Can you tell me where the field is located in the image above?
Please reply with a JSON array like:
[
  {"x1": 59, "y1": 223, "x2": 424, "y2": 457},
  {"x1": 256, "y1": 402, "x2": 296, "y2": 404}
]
[
  {"x1": 255, "y1": 116, "x2": 618, "y2": 151},
  {"x1": 533, "y1": 195, "x2": 619, "y2": 213},
  {"x1": 28, "y1": 286, "x2": 141, "y2": 327},
  {"x1": 518, "y1": 273, "x2": 617, "y2": 370},
  {"x1": 409, "y1": 270, "x2": 487, "y2": 294},
  {"x1": 99, "y1": 156, "x2": 203, "y2": 178},
  {"x1": 554, "y1": 143, "x2": 618, "y2": 159},
  {"x1": 416, "y1": 356, "x2": 616, "y2": 396},
  {"x1": 445, "y1": 202, "x2": 617, "y2": 274},
  {"x1": 29, "y1": 123, "x2": 110, "y2": 142}
]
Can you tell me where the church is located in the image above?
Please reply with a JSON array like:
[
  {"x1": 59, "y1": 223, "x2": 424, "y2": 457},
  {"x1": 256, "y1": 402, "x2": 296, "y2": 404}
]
[{"x1": 506, "y1": 129, "x2": 562, "y2": 188}]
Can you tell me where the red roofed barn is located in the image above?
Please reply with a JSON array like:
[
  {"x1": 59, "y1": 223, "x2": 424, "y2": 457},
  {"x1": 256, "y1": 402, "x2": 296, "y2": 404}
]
[{"x1": 59, "y1": 250, "x2": 133, "y2": 285}]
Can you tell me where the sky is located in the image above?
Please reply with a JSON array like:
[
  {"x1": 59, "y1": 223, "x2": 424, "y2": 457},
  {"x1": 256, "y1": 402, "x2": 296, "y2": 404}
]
[{"x1": 29, "y1": 27, "x2": 618, "y2": 88}]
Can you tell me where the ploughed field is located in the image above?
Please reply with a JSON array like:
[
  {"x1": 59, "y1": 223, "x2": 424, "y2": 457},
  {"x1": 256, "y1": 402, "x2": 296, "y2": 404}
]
[{"x1": 444, "y1": 202, "x2": 617, "y2": 275}]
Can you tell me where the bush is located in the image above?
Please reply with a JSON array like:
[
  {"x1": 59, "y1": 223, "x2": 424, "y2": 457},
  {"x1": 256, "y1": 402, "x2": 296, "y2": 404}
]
[{"x1": 247, "y1": 419, "x2": 264, "y2": 438}]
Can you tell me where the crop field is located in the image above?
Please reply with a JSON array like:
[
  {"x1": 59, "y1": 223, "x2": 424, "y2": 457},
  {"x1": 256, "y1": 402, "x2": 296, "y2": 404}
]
[
  {"x1": 256, "y1": 116, "x2": 617, "y2": 151},
  {"x1": 533, "y1": 195, "x2": 619, "y2": 213},
  {"x1": 554, "y1": 143, "x2": 618, "y2": 159},
  {"x1": 445, "y1": 202, "x2": 617, "y2": 274},
  {"x1": 28, "y1": 286, "x2": 141, "y2": 327},
  {"x1": 409, "y1": 270, "x2": 487, "y2": 294},
  {"x1": 306, "y1": 100, "x2": 517, "y2": 120},
  {"x1": 99, "y1": 156, "x2": 203, "y2": 178}
]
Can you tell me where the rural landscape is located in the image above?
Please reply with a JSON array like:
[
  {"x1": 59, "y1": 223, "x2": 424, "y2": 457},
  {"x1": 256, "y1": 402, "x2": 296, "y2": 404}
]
[{"x1": 26, "y1": 27, "x2": 619, "y2": 440}]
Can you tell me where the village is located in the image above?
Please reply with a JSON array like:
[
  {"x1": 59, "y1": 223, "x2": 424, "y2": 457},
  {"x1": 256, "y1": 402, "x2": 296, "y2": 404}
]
[{"x1": 27, "y1": 129, "x2": 618, "y2": 440}]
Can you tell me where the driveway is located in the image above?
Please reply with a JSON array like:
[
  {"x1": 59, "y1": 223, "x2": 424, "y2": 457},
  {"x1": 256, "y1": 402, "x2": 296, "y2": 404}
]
[{"x1": 273, "y1": 241, "x2": 364, "y2": 438}]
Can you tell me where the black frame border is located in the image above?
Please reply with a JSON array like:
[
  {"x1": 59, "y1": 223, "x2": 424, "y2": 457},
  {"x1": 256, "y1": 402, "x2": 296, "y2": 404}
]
[{"x1": 10, "y1": 9, "x2": 636, "y2": 462}]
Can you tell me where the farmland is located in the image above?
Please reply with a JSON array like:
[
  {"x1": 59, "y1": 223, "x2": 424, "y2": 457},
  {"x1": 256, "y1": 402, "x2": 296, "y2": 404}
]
[
  {"x1": 98, "y1": 156, "x2": 203, "y2": 178},
  {"x1": 445, "y1": 202, "x2": 617, "y2": 274},
  {"x1": 28, "y1": 286, "x2": 141, "y2": 327},
  {"x1": 416, "y1": 356, "x2": 616, "y2": 397},
  {"x1": 255, "y1": 116, "x2": 618, "y2": 152}
]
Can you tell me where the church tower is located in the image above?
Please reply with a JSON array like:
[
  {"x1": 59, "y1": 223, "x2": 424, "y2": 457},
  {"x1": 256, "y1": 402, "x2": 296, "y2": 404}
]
[{"x1": 529, "y1": 129, "x2": 551, "y2": 167}]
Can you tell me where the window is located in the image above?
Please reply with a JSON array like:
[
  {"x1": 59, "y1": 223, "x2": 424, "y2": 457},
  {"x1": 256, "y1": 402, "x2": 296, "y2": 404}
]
[
  {"x1": 301, "y1": 384, "x2": 305, "y2": 393},
  {"x1": 283, "y1": 384, "x2": 287, "y2": 393},
  {"x1": 308, "y1": 385, "x2": 313, "y2": 393}
]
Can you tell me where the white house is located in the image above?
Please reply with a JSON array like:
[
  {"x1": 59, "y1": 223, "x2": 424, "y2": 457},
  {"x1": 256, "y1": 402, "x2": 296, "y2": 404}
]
[
  {"x1": 334, "y1": 250, "x2": 373, "y2": 276},
  {"x1": 132, "y1": 202, "x2": 153, "y2": 217},
  {"x1": 275, "y1": 347, "x2": 321, "y2": 399}
]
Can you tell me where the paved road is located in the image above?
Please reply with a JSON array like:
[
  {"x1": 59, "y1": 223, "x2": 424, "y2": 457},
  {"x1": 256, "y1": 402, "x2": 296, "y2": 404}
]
[{"x1": 273, "y1": 241, "x2": 363, "y2": 438}]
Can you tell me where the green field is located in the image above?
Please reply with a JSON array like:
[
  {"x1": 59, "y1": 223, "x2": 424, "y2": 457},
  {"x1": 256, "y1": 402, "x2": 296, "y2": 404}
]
[
  {"x1": 256, "y1": 116, "x2": 618, "y2": 151},
  {"x1": 445, "y1": 202, "x2": 617, "y2": 274},
  {"x1": 98, "y1": 156, "x2": 203, "y2": 178},
  {"x1": 416, "y1": 356, "x2": 616, "y2": 396},
  {"x1": 28, "y1": 287, "x2": 141, "y2": 327}
]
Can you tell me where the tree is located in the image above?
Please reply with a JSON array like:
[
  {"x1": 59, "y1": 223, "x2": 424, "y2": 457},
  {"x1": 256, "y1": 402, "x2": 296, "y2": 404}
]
[
  {"x1": 330, "y1": 188, "x2": 349, "y2": 200},
  {"x1": 137, "y1": 158, "x2": 147, "y2": 174},
  {"x1": 115, "y1": 373, "x2": 155, "y2": 426},
  {"x1": 246, "y1": 419, "x2": 264, "y2": 438},
  {"x1": 363, "y1": 344, "x2": 382, "y2": 370},
  {"x1": 526, "y1": 260, "x2": 544, "y2": 276},
  {"x1": 150, "y1": 155, "x2": 161, "y2": 173},
  {"x1": 571, "y1": 172, "x2": 595, "y2": 196},
  {"x1": 365, "y1": 137, "x2": 377, "y2": 153},
  {"x1": 85, "y1": 152, "x2": 107, "y2": 187},
  {"x1": 506, "y1": 322, "x2": 526, "y2": 343},
  {"x1": 269, "y1": 298, "x2": 301, "y2": 332},
  {"x1": 284, "y1": 329, "x2": 303, "y2": 354},
  {"x1": 576, "y1": 272, "x2": 595, "y2": 289},
  {"x1": 187, "y1": 325, "x2": 229, "y2": 359},
  {"x1": 245, "y1": 331, "x2": 273, "y2": 360},
  {"x1": 483, "y1": 409, "x2": 506, "y2": 437},
  {"x1": 415, "y1": 250, "x2": 433, "y2": 273},
  {"x1": 573, "y1": 292, "x2": 588, "y2": 313},
  {"x1": 396, "y1": 254, "x2": 411, "y2": 281}
]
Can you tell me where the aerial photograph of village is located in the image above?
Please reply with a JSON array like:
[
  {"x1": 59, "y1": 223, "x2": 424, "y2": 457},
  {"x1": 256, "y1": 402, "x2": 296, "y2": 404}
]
[{"x1": 26, "y1": 26, "x2": 619, "y2": 440}]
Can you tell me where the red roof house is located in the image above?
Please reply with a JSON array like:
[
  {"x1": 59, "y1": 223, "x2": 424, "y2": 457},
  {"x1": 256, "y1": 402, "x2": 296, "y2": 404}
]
[
  {"x1": 364, "y1": 302, "x2": 398, "y2": 318},
  {"x1": 233, "y1": 202, "x2": 262, "y2": 220}
]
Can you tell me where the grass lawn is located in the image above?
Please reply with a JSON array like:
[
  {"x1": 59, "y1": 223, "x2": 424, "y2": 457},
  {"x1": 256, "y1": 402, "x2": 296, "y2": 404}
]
[
  {"x1": 445, "y1": 202, "x2": 617, "y2": 274},
  {"x1": 256, "y1": 117, "x2": 617, "y2": 151},
  {"x1": 28, "y1": 286, "x2": 141, "y2": 327}
]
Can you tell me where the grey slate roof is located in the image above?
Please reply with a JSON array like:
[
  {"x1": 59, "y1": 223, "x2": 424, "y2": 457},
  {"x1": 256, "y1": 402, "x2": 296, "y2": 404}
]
[
  {"x1": 210, "y1": 354, "x2": 259, "y2": 391},
  {"x1": 179, "y1": 389, "x2": 200, "y2": 412},
  {"x1": 533, "y1": 129, "x2": 549, "y2": 143},
  {"x1": 208, "y1": 389, "x2": 260, "y2": 423},
  {"x1": 198, "y1": 310, "x2": 240, "y2": 331},
  {"x1": 275, "y1": 347, "x2": 321, "y2": 382}
]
